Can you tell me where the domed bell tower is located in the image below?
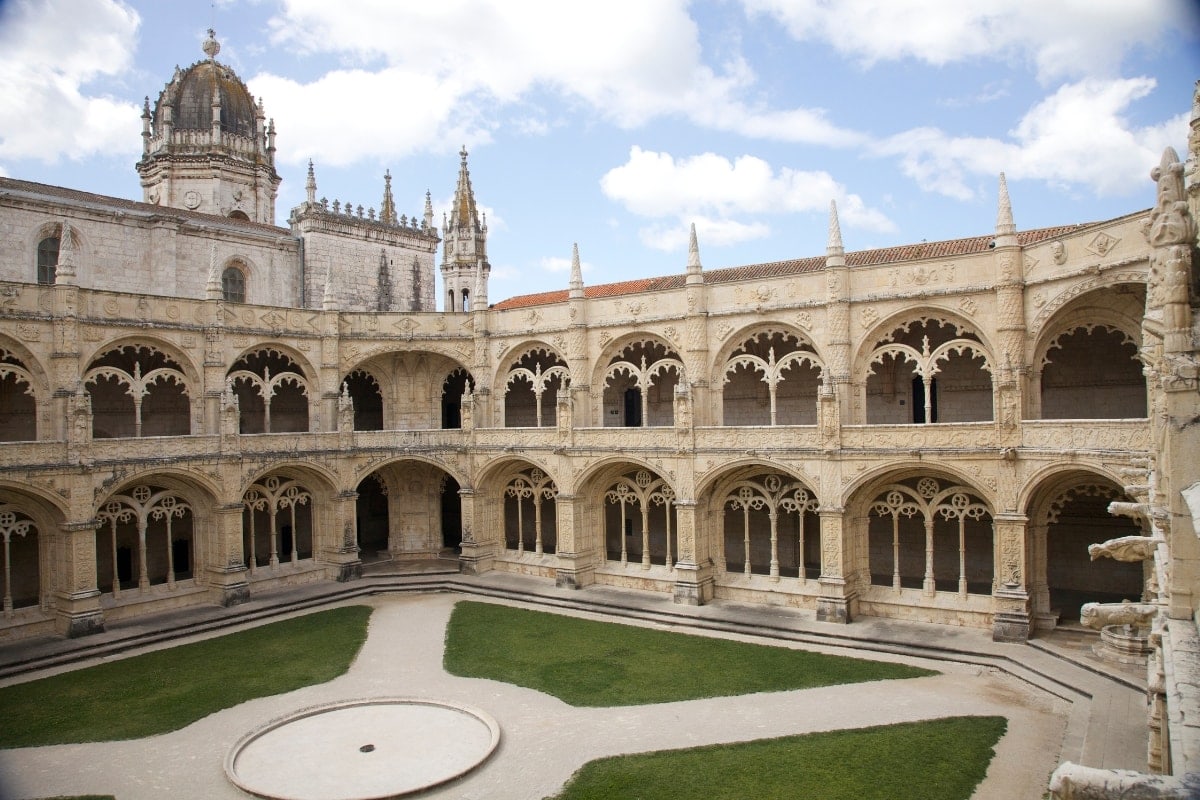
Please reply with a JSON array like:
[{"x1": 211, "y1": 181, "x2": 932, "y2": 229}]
[{"x1": 136, "y1": 29, "x2": 281, "y2": 224}]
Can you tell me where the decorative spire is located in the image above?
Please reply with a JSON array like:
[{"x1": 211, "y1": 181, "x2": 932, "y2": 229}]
[
  {"x1": 473, "y1": 259, "x2": 488, "y2": 310},
  {"x1": 322, "y1": 259, "x2": 337, "y2": 311},
  {"x1": 827, "y1": 200, "x2": 844, "y2": 254},
  {"x1": 423, "y1": 190, "x2": 434, "y2": 230},
  {"x1": 376, "y1": 249, "x2": 393, "y2": 311},
  {"x1": 55, "y1": 220, "x2": 77, "y2": 284},
  {"x1": 569, "y1": 243, "x2": 584, "y2": 295},
  {"x1": 141, "y1": 97, "x2": 152, "y2": 153},
  {"x1": 449, "y1": 146, "x2": 482, "y2": 231},
  {"x1": 825, "y1": 200, "x2": 846, "y2": 271},
  {"x1": 996, "y1": 172, "x2": 1016, "y2": 237},
  {"x1": 206, "y1": 243, "x2": 222, "y2": 299},
  {"x1": 380, "y1": 170, "x2": 397, "y2": 225},
  {"x1": 305, "y1": 160, "x2": 316, "y2": 205},
  {"x1": 441, "y1": 146, "x2": 490, "y2": 309},
  {"x1": 687, "y1": 222, "x2": 702, "y2": 269},
  {"x1": 202, "y1": 28, "x2": 221, "y2": 60}
]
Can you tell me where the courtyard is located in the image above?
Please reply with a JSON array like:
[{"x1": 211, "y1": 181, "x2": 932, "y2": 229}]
[{"x1": 0, "y1": 570, "x2": 1148, "y2": 800}]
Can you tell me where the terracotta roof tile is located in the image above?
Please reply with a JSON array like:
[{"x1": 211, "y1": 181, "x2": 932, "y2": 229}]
[
  {"x1": 0, "y1": 177, "x2": 291, "y2": 234},
  {"x1": 490, "y1": 217, "x2": 1136, "y2": 311}
]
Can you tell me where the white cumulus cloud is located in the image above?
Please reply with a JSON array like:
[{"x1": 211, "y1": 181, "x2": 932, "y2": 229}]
[
  {"x1": 251, "y1": 0, "x2": 863, "y2": 166},
  {"x1": 600, "y1": 146, "x2": 894, "y2": 252},
  {"x1": 877, "y1": 78, "x2": 1188, "y2": 199},
  {"x1": 740, "y1": 0, "x2": 1188, "y2": 82},
  {"x1": 0, "y1": 0, "x2": 141, "y2": 166}
]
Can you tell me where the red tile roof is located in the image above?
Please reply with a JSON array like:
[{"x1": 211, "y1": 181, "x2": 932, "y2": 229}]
[{"x1": 491, "y1": 218, "x2": 1132, "y2": 311}]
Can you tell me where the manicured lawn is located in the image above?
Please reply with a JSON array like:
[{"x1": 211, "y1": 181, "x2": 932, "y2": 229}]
[
  {"x1": 0, "y1": 605, "x2": 372, "y2": 748},
  {"x1": 443, "y1": 601, "x2": 935, "y2": 706},
  {"x1": 547, "y1": 715, "x2": 1007, "y2": 800}
]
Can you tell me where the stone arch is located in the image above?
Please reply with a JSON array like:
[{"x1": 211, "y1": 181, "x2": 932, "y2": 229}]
[
  {"x1": 1022, "y1": 467, "x2": 1145, "y2": 625},
  {"x1": 714, "y1": 324, "x2": 825, "y2": 426},
  {"x1": 499, "y1": 343, "x2": 569, "y2": 428},
  {"x1": 239, "y1": 463, "x2": 337, "y2": 573},
  {"x1": 347, "y1": 349, "x2": 472, "y2": 431},
  {"x1": 1030, "y1": 286, "x2": 1147, "y2": 419},
  {"x1": 0, "y1": 484, "x2": 67, "y2": 616},
  {"x1": 351, "y1": 457, "x2": 466, "y2": 558},
  {"x1": 442, "y1": 367, "x2": 475, "y2": 429},
  {"x1": 227, "y1": 346, "x2": 316, "y2": 434},
  {"x1": 1028, "y1": 271, "x2": 1149, "y2": 337},
  {"x1": 848, "y1": 468, "x2": 994, "y2": 598},
  {"x1": 341, "y1": 368, "x2": 383, "y2": 431},
  {"x1": 94, "y1": 472, "x2": 218, "y2": 597},
  {"x1": 575, "y1": 460, "x2": 677, "y2": 569},
  {"x1": 484, "y1": 458, "x2": 561, "y2": 556},
  {"x1": 0, "y1": 338, "x2": 48, "y2": 442},
  {"x1": 84, "y1": 341, "x2": 195, "y2": 438},
  {"x1": 854, "y1": 311, "x2": 995, "y2": 425},
  {"x1": 592, "y1": 334, "x2": 685, "y2": 428},
  {"x1": 702, "y1": 463, "x2": 821, "y2": 581}
]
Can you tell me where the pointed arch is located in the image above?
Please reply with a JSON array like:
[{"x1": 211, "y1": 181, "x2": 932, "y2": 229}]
[
  {"x1": 859, "y1": 314, "x2": 994, "y2": 424},
  {"x1": 718, "y1": 326, "x2": 825, "y2": 426},
  {"x1": 227, "y1": 347, "x2": 312, "y2": 434},
  {"x1": 595, "y1": 335, "x2": 685, "y2": 428},
  {"x1": 501, "y1": 345, "x2": 570, "y2": 428}
]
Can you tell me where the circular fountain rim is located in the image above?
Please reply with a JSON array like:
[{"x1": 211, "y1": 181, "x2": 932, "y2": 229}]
[{"x1": 224, "y1": 696, "x2": 501, "y2": 800}]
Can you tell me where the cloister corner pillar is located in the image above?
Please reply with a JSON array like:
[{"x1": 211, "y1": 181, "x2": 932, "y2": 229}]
[
  {"x1": 54, "y1": 519, "x2": 105, "y2": 638},
  {"x1": 816, "y1": 507, "x2": 857, "y2": 624},
  {"x1": 553, "y1": 494, "x2": 596, "y2": 589},
  {"x1": 992, "y1": 513, "x2": 1032, "y2": 642},
  {"x1": 328, "y1": 489, "x2": 362, "y2": 582},
  {"x1": 205, "y1": 502, "x2": 250, "y2": 607},
  {"x1": 458, "y1": 488, "x2": 497, "y2": 576},
  {"x1": 672, "y1": 501, "x2": 714, "y2": 605}
]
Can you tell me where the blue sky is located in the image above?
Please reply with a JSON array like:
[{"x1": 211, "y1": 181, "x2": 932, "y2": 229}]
[{"x1": 0, "y1": 0, "x2": 1197, "y2": 306}]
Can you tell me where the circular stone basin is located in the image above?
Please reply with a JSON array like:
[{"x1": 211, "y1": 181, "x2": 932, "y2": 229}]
[{"x1": 225, "y1": 698, "x2": 500, "y2": 800}]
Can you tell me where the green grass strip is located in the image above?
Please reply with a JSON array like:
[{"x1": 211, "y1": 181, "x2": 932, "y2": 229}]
[
  {"x1": 0, "y1": 605, "x2": 372, "y2": 749},
  {"x1": 548, "y1": 716, "x2": 1007, "y2": 800},
  {"x1": 444, "y1": 601, "x2": 935, "y2": 706}
]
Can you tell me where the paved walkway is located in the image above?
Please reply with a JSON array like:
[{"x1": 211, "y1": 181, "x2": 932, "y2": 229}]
[{"x1": 0, "y1": 570, "x2": 1150, "y2": 800}]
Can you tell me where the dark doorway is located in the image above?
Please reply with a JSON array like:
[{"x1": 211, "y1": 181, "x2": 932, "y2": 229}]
[
  {"x1": 623, "y1": 388, "x2": 642, "y2": 427},
  {"x1": 440, "y1": 476, "x2": 462, "y2": 552}
]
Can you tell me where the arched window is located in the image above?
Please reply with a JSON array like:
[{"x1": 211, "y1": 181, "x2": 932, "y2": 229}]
[
  {"x1": 462, "y1": 289, "x2": 471, "y2": 312},
  {"x1": 37, "y1": 237, "x2": 59, "y2": 285},
  {"x1": 222, "y1": 266, "x2": 246, "y2": 303}
]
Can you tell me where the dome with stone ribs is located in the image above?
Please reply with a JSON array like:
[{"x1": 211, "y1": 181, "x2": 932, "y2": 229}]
[{"x1": 153, "y1": 30, "x2": 258, "y2": 138}]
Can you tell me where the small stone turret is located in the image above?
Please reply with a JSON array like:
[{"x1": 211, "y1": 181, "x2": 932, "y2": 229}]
[
  {"x1": 136, "y1": 29, "x2": 280, "y2": 223},
  {"x1": 441, "y1": 147, "x2": 490, "y2": 311}
]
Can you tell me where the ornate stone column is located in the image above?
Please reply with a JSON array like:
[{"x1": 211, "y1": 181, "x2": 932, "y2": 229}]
[
  {"x1": 816, "y1": 506, "x2": 857, "y2": 623},
  {"x1": 458, "y1": 487, "x2": 496, "y2": 576},
  {"x1": 672, "y1": 500, "x2": 714, "y2": 605},
  {"x1": 326, "y1": 489, "x2": 361, "y2": 581},
  {"x1": 553, "y1": 494, "x2": 596, "y2": 589},
  {"x1": 205, "y1": 501, "x2": 250, "y2": 606},
  {"x1": 54, "y1": 519, "x2": 105, "y2": 637},
  {"x1": 992, "y1": 512, "x2": 1031, "y2": 641}
]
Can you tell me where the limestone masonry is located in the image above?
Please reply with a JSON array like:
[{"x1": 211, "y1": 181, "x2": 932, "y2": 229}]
[{"x1": 1, "y1": 30, "x2": 1198, "y2": 797}]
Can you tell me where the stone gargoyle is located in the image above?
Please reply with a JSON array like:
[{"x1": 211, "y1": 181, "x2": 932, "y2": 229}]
[
  {"x1": 1079, "y1": 601, "x2": 1158, "y2": 631},
  {"x1": 1088, "y1": 535, "x2": 1157, "y2": 562},
  {"x1": 1049, "y1": 761, "x2": 1200, "y2": 799}
]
